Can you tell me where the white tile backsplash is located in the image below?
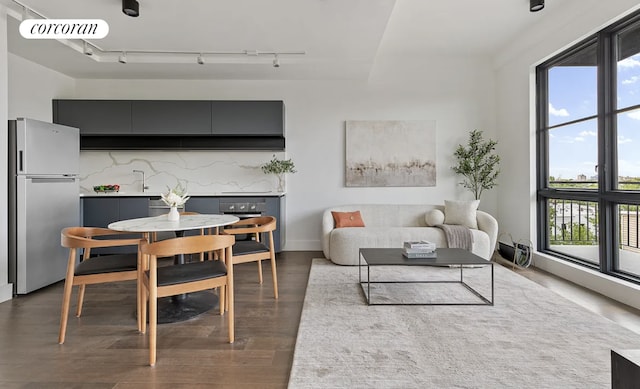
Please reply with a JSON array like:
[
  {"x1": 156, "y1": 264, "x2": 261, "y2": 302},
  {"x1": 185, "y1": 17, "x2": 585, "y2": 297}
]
[{"x1": 80, "y1": 150, "x2": 286, "y2": 195}]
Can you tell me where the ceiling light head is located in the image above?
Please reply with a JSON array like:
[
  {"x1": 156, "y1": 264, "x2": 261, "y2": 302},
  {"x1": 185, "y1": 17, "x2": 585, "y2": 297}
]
[
  {"x1": 530, "y1": 0, "x2": 544, "y2": 12},
  {"x1": 122, "y1": 0, "x2": 140, "y2": 17},
  {"x1": 273, "y1": 54, "x2": 280, "y2": 68},
  {"x1": 118, "y1": 52, "x2": 127, "y2": 64},
  {"x1": 197, "y1": 54, "x2": 205, "y2": 65},
  {"x1": 83, "y1": 41, "x2": 93, "y2": 56}
]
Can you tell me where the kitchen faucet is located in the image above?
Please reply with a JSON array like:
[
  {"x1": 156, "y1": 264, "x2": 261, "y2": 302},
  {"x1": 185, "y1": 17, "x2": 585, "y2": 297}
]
[{"x1": 133, "y1": 169, "x2": 149, "y2": 192}]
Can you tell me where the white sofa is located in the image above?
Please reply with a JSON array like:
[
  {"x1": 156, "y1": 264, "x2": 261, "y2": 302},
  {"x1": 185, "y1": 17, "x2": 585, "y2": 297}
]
[{"x1": 322, "y1": 204, "x2": 498, "y2": 265}]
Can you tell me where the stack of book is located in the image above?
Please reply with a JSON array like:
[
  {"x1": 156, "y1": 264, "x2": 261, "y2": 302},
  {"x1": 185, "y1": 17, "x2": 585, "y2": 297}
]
[{"x1": 402, "y1": 240, "x2": 437, "y2": 258}]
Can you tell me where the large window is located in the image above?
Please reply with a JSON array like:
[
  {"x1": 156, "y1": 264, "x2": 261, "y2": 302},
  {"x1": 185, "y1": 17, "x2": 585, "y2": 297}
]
[{"x1": 537, "y1": 11, "x2": 640, "y2": 283}]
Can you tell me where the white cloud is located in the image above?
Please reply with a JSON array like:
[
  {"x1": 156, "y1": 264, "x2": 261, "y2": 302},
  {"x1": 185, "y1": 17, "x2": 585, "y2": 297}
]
[
  {"x1": 618, "y1": 57, "x2": 640, "y2": 69},
  {"x1": 574, "y1": 137, "x2": 585, "y2": 142},
  {"x1": 618, "y1": 136, "x2": 633, "y2": 144},
  {"x1": 627, "y1": 111, "x2": 640, "y2": 120},
  {"x1": 622, "y1": 76, "x2": 640, "y2": 84},
  {"x1": 579, "y1": 130, "x2": 597, "y2": 137},
  {"x1": 549, "y1": 103, "x2": 569, "y2": 117}
]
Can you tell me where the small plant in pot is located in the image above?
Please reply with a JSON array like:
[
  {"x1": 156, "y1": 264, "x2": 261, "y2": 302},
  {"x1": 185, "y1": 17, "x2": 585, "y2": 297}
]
[
  {"x1": 452, "y1": 129, "x2": 500, "y2": 201},
  {"x1": 261, "y1": 154, "x2": 297, "y2": 192}
]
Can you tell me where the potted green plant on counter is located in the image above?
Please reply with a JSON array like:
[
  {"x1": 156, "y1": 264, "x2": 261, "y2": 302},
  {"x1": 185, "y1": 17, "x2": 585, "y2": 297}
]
[
  {"x1": 452, "y1": 129, "x2": 500, "y2": 201},
  {"x1": 261, "y1": 154, "x2": 296, "y2": 192}
]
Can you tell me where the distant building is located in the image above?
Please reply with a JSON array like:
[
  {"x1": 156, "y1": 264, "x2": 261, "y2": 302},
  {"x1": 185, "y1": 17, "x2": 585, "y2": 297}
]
[{"x1": 577, "y1": 174, "x2": 587, "y2": 181}]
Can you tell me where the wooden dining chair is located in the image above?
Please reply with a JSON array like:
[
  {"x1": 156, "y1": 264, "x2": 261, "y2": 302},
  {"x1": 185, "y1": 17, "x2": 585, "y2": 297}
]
[
  {"x1": 152, "y1": 211, "x2": 209, "y2": 261},
  {"x1": 59, "y1": 227, "x2": 145, "y2": 344},
  {"x1": 221, "y1": 216, "x2": 278, "y2": 299},
  {"x1": 139, "y1": 234, "x2": 235, "y2": 366}
]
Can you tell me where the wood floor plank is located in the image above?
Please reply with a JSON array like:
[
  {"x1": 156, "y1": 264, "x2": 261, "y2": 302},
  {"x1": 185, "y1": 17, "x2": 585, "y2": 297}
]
[{"x1": 1, "y1": 251, "x2": 639, "y2": 388}]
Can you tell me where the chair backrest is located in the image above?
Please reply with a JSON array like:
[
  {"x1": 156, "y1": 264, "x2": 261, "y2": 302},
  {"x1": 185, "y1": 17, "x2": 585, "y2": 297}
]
[
  {"x1": 223, "y1": 216, "x2": 276, "y2": 235},
  {"x1": 61, "y1": 227, "x2": 143, "y2": 249},
  {"x1": 139, "y1": 234, "x2": 235, "y2": 259}
]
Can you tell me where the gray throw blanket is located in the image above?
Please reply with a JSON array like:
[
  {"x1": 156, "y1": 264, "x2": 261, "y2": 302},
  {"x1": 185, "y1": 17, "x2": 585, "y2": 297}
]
[{"x1": 436, "y1": 224, "x2": 474, "y2": 251}]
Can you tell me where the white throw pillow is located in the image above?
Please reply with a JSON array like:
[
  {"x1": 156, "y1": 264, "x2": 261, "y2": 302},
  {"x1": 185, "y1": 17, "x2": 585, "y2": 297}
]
[
  {"x1": 444, "y1": 200, "x2": 480, "y2": 229},
  {"x1": 425, "y1": 209, "x2": 445, "y2": 226}
]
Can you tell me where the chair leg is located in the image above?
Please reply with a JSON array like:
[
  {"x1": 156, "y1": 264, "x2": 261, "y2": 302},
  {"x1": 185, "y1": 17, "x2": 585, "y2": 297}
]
[
  {"x1": 59, "y1": 250, "x2": 77, "y2": 344},
  {"x1": 75, "y1": 284, "x2": 86, "y2": 317},
  {"x1": 219, "y1": 285, "x2": 225, "y2": 316},
  {"x1": 257, "y1": 260, "x2": 263, "y2": 284},
  {"x1": 58, "y1": 279, "x2": 74, "y2": 344},
  {"x1": 149, "y1": 289, "x2": 157, "y2": 366},
  {"x1": 227, "y1": 279, "x2": 234, "y2": 343},
  {"x1": 270, "y1": 255, "x2": 279, "y2": 299}
]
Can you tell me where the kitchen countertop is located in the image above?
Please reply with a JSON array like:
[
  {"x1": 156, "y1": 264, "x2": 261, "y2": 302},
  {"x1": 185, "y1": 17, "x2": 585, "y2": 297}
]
[{"x1": 80, "y1": 191, "x2": 286, "y2": 197}]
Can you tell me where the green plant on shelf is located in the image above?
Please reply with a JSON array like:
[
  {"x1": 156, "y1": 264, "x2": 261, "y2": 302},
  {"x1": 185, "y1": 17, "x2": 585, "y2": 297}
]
[{"x1": 261, "y1": 155, "x2": 297, "y2": 192}]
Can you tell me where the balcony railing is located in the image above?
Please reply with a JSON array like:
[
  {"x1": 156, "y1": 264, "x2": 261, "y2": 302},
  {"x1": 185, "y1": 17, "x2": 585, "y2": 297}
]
[{"x1": 548, "y1": 198, "x2": 640, "y2": 251}]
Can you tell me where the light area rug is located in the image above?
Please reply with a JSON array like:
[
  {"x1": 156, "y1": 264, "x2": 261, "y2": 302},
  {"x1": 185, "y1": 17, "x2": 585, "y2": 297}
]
[{"x1": 288, "y1": 258, "x2": 640, "y2": 388}]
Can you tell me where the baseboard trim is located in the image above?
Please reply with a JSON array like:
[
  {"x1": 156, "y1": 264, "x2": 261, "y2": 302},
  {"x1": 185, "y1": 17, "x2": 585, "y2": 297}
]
[
  {"x1": 0, "y1": 283, "x2": 13, "y2": 303},
  {"x1": 533, "y1": 252, "x2": 640, "y2": 311}
]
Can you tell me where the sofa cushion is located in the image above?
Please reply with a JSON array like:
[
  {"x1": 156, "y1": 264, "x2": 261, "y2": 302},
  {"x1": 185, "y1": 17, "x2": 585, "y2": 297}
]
[
  {"x1": 328, "y1": 226, "x2": 491, "y2": 265},
  {"x1": 331, "y1": 211, "x2": 366, "y2": 228},
  {"x1": 444, "y1": 200, "x2": 480, "y2": 229},
  {"x1": 425, "y1": 209, "x2": 445, "y2": 227}
]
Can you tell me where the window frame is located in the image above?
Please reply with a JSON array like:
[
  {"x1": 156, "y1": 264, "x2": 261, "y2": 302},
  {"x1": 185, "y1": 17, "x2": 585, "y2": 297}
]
[{"x1": 536, "y1": 10, "x2": 640, "y2": 284}]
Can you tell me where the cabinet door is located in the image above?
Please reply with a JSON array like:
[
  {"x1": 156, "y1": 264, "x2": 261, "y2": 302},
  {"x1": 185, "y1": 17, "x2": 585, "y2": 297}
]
[
  {"x1": 53, "y1": 100, "x2": 132, "y2": 134},
  {"x1": 82, "y1": 197, "x2": 119, "y2": 227},
  {"x1": 211, "y1": 101, "x2": 284, "y2": 136},
  {"x1": 119, "y1": 197, "x2": 149, "y2": 219},
  {"x1": 132, "y1": 101, "x2": 212, "y2": 134},
  {"x1": 265, "y1": 197, "x2": 284, "y2": 252}
]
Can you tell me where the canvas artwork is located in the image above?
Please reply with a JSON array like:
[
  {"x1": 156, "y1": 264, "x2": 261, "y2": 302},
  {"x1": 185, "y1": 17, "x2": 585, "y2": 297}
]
[{"x1": 345, "y1": 120, "x2": 436, "y2": 187}]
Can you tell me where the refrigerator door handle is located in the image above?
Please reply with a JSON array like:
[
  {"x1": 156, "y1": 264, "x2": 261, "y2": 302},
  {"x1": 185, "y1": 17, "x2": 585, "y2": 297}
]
[
  {"x1": 28, "y1": 177, "x2": 77, "y2": 184},
  {"x1": 18, "y1": 150, "x2": 23, "y2": 172}
]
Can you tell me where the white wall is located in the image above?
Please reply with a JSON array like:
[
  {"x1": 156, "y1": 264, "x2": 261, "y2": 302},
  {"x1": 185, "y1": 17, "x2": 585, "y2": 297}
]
[
  {"x1": 67, "y1": 55, "x2": 497, "y2": 251},
  {"x1": 7, "y1": 53, "x2": 75, "y2": 120},
  {"x1": 0, "y1": 7, "x2": 12, "y2": 303},
  {"x1": 494, "y1": 0, "x2": 640, "y2": 309}
]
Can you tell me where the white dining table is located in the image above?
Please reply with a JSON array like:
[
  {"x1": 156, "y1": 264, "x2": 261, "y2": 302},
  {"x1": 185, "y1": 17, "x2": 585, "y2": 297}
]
[{"x1": 108, "y1": 213, "x2": 239, "y2": 323}]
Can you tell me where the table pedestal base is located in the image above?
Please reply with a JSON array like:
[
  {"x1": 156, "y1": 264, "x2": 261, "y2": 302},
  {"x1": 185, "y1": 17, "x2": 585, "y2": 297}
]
[{"x1": 156, "y1": 290, "x2": 219, "y2": 324}]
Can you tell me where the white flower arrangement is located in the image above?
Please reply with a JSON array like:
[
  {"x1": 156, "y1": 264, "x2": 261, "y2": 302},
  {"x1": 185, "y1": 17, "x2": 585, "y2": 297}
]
[{"x1": 161, "y1": 184, "x2": 190, "y2": 207}]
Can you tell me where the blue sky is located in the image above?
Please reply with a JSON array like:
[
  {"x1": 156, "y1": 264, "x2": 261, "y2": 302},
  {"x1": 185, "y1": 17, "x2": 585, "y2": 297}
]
[{"x1": 548, "y1": 54, "x2": 640, "y2": 180}]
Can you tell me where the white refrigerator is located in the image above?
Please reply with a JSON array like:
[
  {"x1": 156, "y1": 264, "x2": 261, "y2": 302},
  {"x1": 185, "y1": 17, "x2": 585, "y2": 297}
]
[{"x1": 8, "y1": 118, "x2": 80, "y2": 294}]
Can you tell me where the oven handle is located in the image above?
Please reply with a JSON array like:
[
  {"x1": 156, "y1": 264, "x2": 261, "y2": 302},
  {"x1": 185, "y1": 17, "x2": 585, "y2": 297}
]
[{"x1": 226, "y1": 213, "x2": 262, "y2": 218}]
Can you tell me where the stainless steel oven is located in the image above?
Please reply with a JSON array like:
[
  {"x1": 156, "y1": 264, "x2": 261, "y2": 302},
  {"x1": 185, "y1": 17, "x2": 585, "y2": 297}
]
[{"x1": 219, "y1": 201, "x2": 266, "y2": 241}]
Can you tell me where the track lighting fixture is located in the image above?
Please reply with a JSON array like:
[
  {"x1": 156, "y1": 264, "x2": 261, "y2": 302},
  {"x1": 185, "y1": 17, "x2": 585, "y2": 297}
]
[
  {"x1": 273, "y1": 54, "x2": 280, "y2": 68},
  {"x1": 122, "y1": 0, "x2": 139, "y2": 17},
  {"x1": 197, "y1": 54, "x2": 205, "y2": 65},
  {"x1": 530, "y1": 0, "x2": 544, "y2": 12},
  {"x1": 83, "y1": 41, "x2": 93, "y2": 56},
  {"x1": 118, "y1": 52, "x2": 127, "y2": 64}
]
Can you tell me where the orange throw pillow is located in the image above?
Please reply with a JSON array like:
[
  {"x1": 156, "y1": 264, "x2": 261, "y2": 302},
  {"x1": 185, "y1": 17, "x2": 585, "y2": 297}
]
[{"x1": 331, "y1": 211, "x2": 365, "y2": 228}]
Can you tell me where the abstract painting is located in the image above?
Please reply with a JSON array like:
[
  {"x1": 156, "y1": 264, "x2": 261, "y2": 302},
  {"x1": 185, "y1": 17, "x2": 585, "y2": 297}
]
[{"x1": 345, "y1": 120, "x2": 436, "y2": 187}]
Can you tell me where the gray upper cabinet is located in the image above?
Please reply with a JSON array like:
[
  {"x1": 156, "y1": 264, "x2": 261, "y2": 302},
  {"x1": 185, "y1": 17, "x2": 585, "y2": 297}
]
[
  {"x1": 53, "y1": 99, "x2": 285, "y2": 150},
  {"x1": 131, "y1": 100, "x2": 212, "y2": 135},
  {"x1": 211, "y1": 101, "x2": 284, "y2": 136},
  {"x1": 53, "y1": 100, "x2": 132, "y2": 134}
]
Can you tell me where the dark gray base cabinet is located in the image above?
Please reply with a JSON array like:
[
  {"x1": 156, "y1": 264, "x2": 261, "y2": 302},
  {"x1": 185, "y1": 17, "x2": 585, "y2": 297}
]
[
  {"x1": 81, "y1": 197, "x2": 149, "y2": 254},
  {"x1": 81, "y1": 195, "x2": 285, "y2": 253}
]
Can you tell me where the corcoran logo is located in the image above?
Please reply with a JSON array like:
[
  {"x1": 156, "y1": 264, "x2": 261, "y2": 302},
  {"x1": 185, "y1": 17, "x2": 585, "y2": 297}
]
[{"x1": 19, "y1": 19, "x2": 109, "y2": 39}]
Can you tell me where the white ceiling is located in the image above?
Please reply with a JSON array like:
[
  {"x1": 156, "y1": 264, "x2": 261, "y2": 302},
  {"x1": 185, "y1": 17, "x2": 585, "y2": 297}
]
[{"x1": 3, "y1": 0, "x2": 556, "y2": 80}]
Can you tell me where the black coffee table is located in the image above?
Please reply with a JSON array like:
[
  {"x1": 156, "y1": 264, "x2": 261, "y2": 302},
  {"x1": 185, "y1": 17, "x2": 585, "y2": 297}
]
[{"x1": 358, "y1": 248, "x2": 494, "y2": 306}]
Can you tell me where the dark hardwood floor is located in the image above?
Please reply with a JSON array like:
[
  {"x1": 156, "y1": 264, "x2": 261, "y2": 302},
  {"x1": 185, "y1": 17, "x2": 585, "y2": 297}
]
[{"x1": 1, "y1": 251, "x2": 639, "y2": 388}]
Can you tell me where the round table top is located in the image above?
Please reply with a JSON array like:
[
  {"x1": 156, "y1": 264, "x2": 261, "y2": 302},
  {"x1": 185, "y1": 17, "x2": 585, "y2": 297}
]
[{"x1": 108, "y1": 214, "x2": 240, "y2": 233}]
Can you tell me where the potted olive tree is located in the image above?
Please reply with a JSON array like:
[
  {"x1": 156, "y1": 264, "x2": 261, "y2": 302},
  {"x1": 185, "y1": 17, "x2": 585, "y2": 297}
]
[
  {"x1": 261, "y1": 154, "x2": 297, "y2": 192},
  {"x1": 452, "y1": 129, "x2": 500, "y2": 200}
]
